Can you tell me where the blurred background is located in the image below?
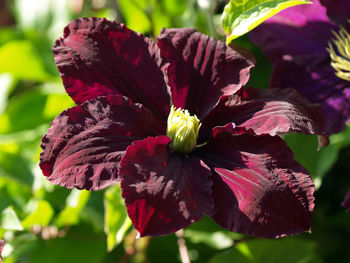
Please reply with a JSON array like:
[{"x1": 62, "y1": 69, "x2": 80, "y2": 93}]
[{"x1": 0, "y1": 0, "x2": 349, "y2": 262}]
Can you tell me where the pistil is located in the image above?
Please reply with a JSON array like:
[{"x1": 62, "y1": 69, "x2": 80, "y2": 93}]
[{"x1": 166, "y1": 106, "x2": 201, "y2": 154}]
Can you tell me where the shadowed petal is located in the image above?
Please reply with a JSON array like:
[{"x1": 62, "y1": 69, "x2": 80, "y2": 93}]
[
  {"x1": 342, "y1": 189, "x2": 350, "y2": 213},
  {"x1": 120, "y1": 136, "x2": 214, "y2": 236},
  {"x1": 320, "y1": 0, "x2": 350, "y2": 26},
  {"x1": 157, "y1": 28, "x2": 255, "y2": 119},
  {"x1": 40, "y1": 95, "x2": 165, "y2": 190},
  {"x1": 197, "y1": 132, "x2": 314, "y2": 238},
  {"x1": 201, "y1": 87, "x2": 328, "y2": 148},
  {"x1": 249, "y1": 1, "x2": 350, "y2": 134},
  {"x1": 250, "y1": 0, "x2": 336, "y2": 59},
  {"x1": 270, "y1": 57, "x2": 350, "y2": 134},
  {"x1": 53, "y1": 17, "x2": 170, "y2": 119}
]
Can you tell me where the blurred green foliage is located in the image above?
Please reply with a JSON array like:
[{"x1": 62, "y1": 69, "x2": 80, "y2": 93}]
[{"x1": 0, "y1": 0, "x2": 349, "y2": 262}]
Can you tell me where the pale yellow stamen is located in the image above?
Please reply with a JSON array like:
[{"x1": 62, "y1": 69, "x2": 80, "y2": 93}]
[
  {"x1": 166, "y1": 106, "x2": 201, "y2": 154},
  {"x1": 327, "y1": 21, "x2": 350, "y2": 81}
]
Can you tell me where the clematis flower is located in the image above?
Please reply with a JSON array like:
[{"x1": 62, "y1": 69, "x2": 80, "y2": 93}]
[
  {"x1": 40, "y1": 17, "x2": 327, "y2": 238},
  {"x1": 249, "y1": 0, "x2": 350, "y2": 134}
]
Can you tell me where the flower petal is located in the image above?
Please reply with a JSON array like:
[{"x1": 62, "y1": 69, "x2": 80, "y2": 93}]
[
  {"x1": 320, "y1": 0, "x2": 350, "y2": 26},
  {"x1": 249, "y1": 1, "x2": 350, "y2": 134},
  {"x1": 157, "y1": 28, "x2": 255, "y2": 119},
  {"x1": 201, "y1": 87, "x2": 328, "y2": 147},
  {"x1": 269, "y1": 54, "x2": 350, "y2": 134},
  {"x1": 197, "y1": 132, "x2": 314, "y2": 238},
  {"x1": 53, "y1": 17, "x2": 170, "y2": 119},
  {"x1": 40, "y1": 95, "x2": 165, "y2": 190},
  {"x1": 341, "y1": 189, "x2": 350, "y2": 213},
  {"x1": 120, "y1": 136, "x2": 214, "y2": 236},
  {"x1": 249, "y1": 0, "x2": 336, "y2": 58}
]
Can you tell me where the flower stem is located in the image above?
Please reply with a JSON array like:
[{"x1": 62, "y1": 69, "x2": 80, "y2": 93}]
[{"x1": 175, "y1": 229, "x2": 191, "y2": 263}]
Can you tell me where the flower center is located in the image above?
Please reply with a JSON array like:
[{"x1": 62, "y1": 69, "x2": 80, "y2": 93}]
[
  {"x1": 166, "y1": 106, "x2": 201, "y2": 154},
  {"x1": 327, "y1": 23, "x2": 350, "y2": 82}
]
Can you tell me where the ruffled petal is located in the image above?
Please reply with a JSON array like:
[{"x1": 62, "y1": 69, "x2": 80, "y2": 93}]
[
  {"x1": 53, "y1": 17, "x2": 170, "y2": 119},
  {"x1": 157, "y1": 28, "x2": 255, "y2": 119},
  {"x1": 341, "y1": 189, "x2": 350, "y2": 213},
  {"x1": 120, "y1": 136, "x2": 214, "y2": 236},
  {"x1": 201, "y1": 87, "x2": 328, "y2": 148},
  {"x1": 40, "y1": 95, "x2": 165, "y2": 190},
  {"x1": 197, "y1": 132, "x2": 314, "y2": 238}
]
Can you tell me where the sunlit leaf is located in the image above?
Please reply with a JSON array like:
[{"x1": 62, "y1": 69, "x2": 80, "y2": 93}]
[
  {"x1": 221, "y1": 0, "x2": 312, "y2": 43},
  {"x1": 0, "y1": 40, "x2": 53, "y2": 81},
  {"x1": 0, "y1": 28, "x2": 22, "y2": 46},
  {"x1": 0, "y1": 74, "x2": 15, "y2": 115},
  {"x1": 22, "y1": 200, "x2": 54, "y2": 229},
  {"x1": 43, "y1": 93, "x2": 75, "y2": 120},
  {"x1": 152, "y1": 5, "x2": 171, "y2": 36},
  {"x1": 209, "y1": 237, "x2": 323, "y2": 263},
  {"x1": 104, "y1": 184, "x2": 131, "y2": 251},
  {"x1": 184, "y1": 230, "x2": 234, "y2": 250},
  {"x1": 118, "y1": 0, "x2": 151, "y2": 34},
  {"x1": 55, "y1": 189, "x2": 90, "y2": 227},
  {"x1": 0, "y1": 90, "x2": 48, "y2": 134},
  {"x1": 162, "y1": 0, "x2": 187, "y2": 16},
  {"x1": 14, "y1": 0, "x2": 71, "y2": 41},
  {"x1": 0, "y1": 207, "x2": 23, "y2": 231}
]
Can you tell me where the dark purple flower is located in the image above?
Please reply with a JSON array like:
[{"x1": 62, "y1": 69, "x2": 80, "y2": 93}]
[
  {"x1": 40, "y1": 17, "x2": 327, "y2": 237},
  {"x1": 250, "y1": 0, "x2": 350, "y2": 134}
]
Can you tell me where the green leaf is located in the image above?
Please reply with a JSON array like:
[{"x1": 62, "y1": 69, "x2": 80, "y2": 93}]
[
  {"x1": 152, "y1": 5, "x2": 172, "y2": 36},
  {"x1": 0, "y1": 207, "x2": 23, "y2": 231},
  {"x1": 221, "y1": 0, "x2": 312, "y2": 43},
  {"x1": 162, "y1": 0, "x2": 187, "y2": 16},
  {"x1": 0, "y1": 150, "x2": 34, "y2": 186},
  {"x1": 0, "y1": 28, "x2": 22, "y2": 46},
  {"x1": 0, "y1": 177, "x2": 31, "y2": 213},
  {"x1": 22, "y1": 200, "x2": 54, "y2": 229},
  {"x1": 42, "y1": 93, "x2": 75, "y2": 120},
  {"x1": 330, "y1": 124, "x2": 350, "y2": 149},
  {"x1": 118, "y1": 0, "x2": 151, "y2": 34},
  {"x1": 31, "y1": 233, "x2": 106, "y2": 263},
  {"x1": 184, "y1": 230, "x2": 234, "y2": 250},
  {"x1": 14, "y1": 0, "x2": 71, "y2": 41},
  {"x1": 209, "y1": 237, "x2": 323, "y2": 263},
  {"x1": 284, "y1": 134, "x2": 339, "y2": 189},
  {"x1": 0, "y1": 74, "x2": 15, "y2": 115},
  {"x1": 104, "y1": 184, "x2": 131, "y2": 251},
  {"x1": 55, "y1": 189, "x2": 90, "y2": 228},
  {"x1": 0, "y1": 90, "x2": 49, "y2": 134},
  {"x1": 0, "y1": 40, "x2": 53, "y2": 81}
]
